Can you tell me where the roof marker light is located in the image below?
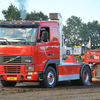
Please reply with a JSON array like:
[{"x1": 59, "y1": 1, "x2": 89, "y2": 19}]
[
  {"x1": 15, "y1": 22, "x2": 17, "y2": 24},
  {"x1": 20, "y1": 22, "x2": 23, "y2": 24},
  {"x1": 9, "y1": 22, "x2": 12, "y2": 24},
  {"x1": 32, "y1": 22, "x2": 35, "y2": 24}
]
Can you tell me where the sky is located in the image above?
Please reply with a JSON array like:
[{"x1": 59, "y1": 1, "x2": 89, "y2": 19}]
[{"x1": 0, "y1": 0, "x2": 100, "y2": 25}]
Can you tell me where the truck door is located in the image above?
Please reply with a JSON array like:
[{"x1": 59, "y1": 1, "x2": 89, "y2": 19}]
[
  {"x1": 51, "y1": 27, "x2": 60, "y2": 58},
  {"x1": 37, "y1": 27, "x2": 52, "y2": 64}
]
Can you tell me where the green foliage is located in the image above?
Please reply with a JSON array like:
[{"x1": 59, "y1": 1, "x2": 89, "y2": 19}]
[
  {"x1": 2, "y1": 4, "x2": 48, "y2": 21},
  {"x1": 63, "y1": 16, "x2": 100, "y2": 49},
  {"x1": 79, "y1": 23, "x2": 89, "y2": 45},
  {"x1": 78, "y1": 21, "x2": 100, "y2": 49},
  {"x1": 2, "y1": 4, "x2": 21, "y2": 21},
  {"x1": 62, "y1": 16, "x2": 83, "y2": 46},
  {"x1": 87, "y1": 21, "x2": 100, "y2": 49},
  {"x1": 25, "y1": 11, "x2": 48, "y2": 20}
]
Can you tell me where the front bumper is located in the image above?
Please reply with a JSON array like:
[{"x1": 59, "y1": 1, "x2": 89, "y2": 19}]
[
  {"x1": 0, "y1": 73, "x2": 38, "y2": 82},
  {"x1": 0, "y1": 64, "x2": 39, "y2": 82}
]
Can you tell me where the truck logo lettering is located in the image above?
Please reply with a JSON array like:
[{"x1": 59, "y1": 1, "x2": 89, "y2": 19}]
[
  {"x1": 25, "y1": 60, "x2": 31, "y2": 63},
  {"x1": 94, "y1": 55, "x2": 99, "y2": 59},
  {"x1": 4, "y1": 56, "x2": 20, "y2": 64}
]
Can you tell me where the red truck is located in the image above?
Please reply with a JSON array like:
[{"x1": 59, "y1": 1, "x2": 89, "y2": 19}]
[{"x1": 0, "y1": 13, "x2": 92, "y2": 88}]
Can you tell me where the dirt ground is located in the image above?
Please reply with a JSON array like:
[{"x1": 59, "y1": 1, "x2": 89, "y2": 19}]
[{"x1": 0, "y1": 81, "x2": 100, "y2": 100}]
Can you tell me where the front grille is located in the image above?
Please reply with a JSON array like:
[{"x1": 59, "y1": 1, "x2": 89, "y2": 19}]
[
  {"x1": 0, "y1": 55, "x2": 32, "y2": 64},
  {"x1": 4, "y1": 56, "x2": 21, "y2": 63},
  {"x1": 4, "y1": 66, "x2": 21, "y2": 73}
]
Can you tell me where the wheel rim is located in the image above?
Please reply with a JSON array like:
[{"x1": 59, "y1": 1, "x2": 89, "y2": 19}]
[
  {"x1": 83, "y1": 70, "x2": 89, "y2": 83},
  {"x1": 47, "y1": 71, "x2": 54, "y2": 85}
]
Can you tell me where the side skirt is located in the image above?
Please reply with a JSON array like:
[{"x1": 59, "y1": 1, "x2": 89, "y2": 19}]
[{"x1": 58, "y1": 74, "x2": 80, "y2": 81}]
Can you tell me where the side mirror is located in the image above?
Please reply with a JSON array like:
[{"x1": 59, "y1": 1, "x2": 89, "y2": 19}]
[{"x1": 42, "y1": 31, "x2": 48, "y2": 42}]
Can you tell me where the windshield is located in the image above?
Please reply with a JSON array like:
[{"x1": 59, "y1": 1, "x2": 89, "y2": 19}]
[
  {"x1": 74, "y1": 47, "x2": 81, "y2": 54},
  {"x1": 0, "y1": 27, "x2": 38, "y2": 44}
]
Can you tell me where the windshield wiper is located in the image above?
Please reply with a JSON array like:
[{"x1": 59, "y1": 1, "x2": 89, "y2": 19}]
[
  {"x1": 13, "y1": 38, "x2": 29, "y2": 45},
  {"x1": 0, "y1": 38, "x2": 10, "y2": 45}
]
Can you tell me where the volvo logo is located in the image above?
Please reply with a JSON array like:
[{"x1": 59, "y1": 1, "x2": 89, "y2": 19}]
[
  {"x1": 4, "y1": 56, "x2": 20, "y2": 64},
  {"x1": 0, "y1": 52, "x2": 3, "y2": 54}
]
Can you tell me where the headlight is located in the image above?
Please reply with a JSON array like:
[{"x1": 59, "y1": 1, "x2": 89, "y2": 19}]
[
  {"x1": 27, "y1": 66, "x2": 34, "y2": 71},
  {"x1": 27, "y1": 72, "x2": 33, "y2": 75}
]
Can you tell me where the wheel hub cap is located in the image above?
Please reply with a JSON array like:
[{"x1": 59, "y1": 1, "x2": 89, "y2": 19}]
[{"x1": 47, "y1": 71, "x2": 54, "y2": 85}]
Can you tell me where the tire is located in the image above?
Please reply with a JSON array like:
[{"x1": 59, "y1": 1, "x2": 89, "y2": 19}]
[
  {"x1": 40, "y1": 67, "x2": 57, "y2": 88},
  {"x1": 71, "y1": 66, "x2": 91, "y2": 85},
  {"x1": 80, "y1": 66, "x2": 91, "y2": 85},
  {"x1": 1, "y1": 80, "x2": 17, "y2": 87}
]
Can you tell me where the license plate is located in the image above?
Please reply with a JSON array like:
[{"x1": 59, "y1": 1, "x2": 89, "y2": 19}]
[{"x1": 7, "y1": 77, "x2": 17, "y2": 81}]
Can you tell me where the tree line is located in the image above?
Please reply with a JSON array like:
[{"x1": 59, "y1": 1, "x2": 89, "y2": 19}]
[
  {"x1": 63, "y1": 16, "x2": 100, "y2": 49},
  {"x1": 1, "y1": 4, "x2": 48, "y2": 21},
  {"x1": 1, "y1": 4, "x2": 100, "y2": 49}
]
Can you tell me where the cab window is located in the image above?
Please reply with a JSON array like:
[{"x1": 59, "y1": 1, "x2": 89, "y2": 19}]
[{"x1": 40, "y1": 27, "x2": 50, "y2": 42}]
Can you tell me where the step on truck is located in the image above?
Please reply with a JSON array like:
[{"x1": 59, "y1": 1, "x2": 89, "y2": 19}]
[{"x1": 0, "y1": 13, "x2": 92, "y2": 88}]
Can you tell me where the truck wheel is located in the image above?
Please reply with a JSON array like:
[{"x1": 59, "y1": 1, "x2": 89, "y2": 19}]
[
  {"x1": 80, "y1": 66, "x2": 91, "y2": 85},
  {"x1": 1, "y1": 80, "x2": 17, "y2": 87},
  {"x1": 40, "y1": 67, "x2": 57, "y2": 88}
]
